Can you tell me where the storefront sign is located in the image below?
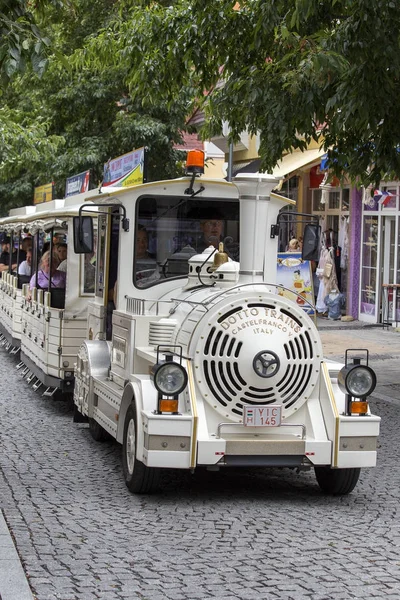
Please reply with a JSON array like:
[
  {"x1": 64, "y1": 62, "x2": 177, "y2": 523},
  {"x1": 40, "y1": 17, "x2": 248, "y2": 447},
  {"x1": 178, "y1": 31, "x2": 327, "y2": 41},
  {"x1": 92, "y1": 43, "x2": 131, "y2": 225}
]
[
  {"x1": 65, "y1": 170, "x2": 90, "y2": 197},
  {"x1": 34, "y1": 183, "x2": 54, "y2": 204},
  {"x1": 102, "y1": 147, "x2": 145, "y2": 188},
  {"x1": 277, "y1": 253, "x2": 315, "y2": 315}
]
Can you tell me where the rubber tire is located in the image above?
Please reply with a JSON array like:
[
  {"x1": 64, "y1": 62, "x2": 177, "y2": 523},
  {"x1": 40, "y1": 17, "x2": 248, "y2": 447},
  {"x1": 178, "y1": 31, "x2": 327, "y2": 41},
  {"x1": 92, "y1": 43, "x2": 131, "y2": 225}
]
[
  {"x1": 88, "y1": 418, "x2": 109, "y2": 442},
  {"x1": 73, "y1": 403, "x2": 88, "y2": 423},
  {"x1": 122, "y1": 404, "x2": 161, "y2": 494},
  {"x1": 314, "y1": 466, "x2": 361, "y2": 495}
]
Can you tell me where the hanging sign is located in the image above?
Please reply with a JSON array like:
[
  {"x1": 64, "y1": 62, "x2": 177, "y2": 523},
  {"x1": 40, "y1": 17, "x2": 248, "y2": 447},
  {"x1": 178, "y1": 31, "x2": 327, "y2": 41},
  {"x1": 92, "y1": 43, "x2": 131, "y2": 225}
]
[
  {"x1": 102, "y1": 147, "x2": 146, "y2": 188},
  {"x1": 277, "y1": 253, "x2": 315, "y2": 315},
  {"x1": 34, "y1": 183, "x2": 54, "y2": 204},
  {"x1": 65, "y1": 170, "x2": 90, "y2": 197}
]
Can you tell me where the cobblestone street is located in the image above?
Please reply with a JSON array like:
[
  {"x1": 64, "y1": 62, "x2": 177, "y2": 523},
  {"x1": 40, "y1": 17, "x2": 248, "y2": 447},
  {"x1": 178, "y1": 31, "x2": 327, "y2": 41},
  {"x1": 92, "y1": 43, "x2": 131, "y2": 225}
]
[{"x1": 1, "y1": 327, "x2": 400, "y2": 600}]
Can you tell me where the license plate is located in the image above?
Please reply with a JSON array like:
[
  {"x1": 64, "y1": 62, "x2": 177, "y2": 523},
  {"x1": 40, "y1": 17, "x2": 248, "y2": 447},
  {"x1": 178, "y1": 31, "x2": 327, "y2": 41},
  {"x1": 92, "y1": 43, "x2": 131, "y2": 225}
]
[{"x1": 243, "y1": 405, "x2": 282, "y2": 427}]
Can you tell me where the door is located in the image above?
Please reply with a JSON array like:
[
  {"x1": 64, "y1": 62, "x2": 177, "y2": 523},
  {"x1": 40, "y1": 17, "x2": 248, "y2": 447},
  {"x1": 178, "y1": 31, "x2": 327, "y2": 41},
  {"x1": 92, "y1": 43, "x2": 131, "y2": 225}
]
[{"x1": 380, "y1": 216, "x2": 398, "y2": 325}]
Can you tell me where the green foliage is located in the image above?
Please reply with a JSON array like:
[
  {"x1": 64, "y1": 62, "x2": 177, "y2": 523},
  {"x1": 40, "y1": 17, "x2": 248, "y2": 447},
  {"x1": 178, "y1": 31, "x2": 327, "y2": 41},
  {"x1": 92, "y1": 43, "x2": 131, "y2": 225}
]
[
  {"x1": 80, "y1": 0, "x2": 400, "y2": 187},
  {"x1": 0, "y1": 0, "x2": 65, "y2": 83},
  {"x1": 0, "y1": 0, "x2": 189, "y2": 212},
  {"x1": 4, "y1": 0, "x2": 399, "y2": 215}
]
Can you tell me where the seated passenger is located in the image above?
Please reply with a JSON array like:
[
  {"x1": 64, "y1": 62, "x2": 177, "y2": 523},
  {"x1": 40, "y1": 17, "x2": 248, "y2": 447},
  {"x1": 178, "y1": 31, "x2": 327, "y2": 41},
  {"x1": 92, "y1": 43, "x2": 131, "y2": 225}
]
[
  {"x1": 29, "y1": 251, "x2": 66, "y2": 290},
  {"x1": 16, "y1": 236, "x2": 32, "y2": 264},
  {"x1": 135, "y1": 226, "x2": 158, "y2": 286},
  {"x1": 18, "y1": 249, "x2": 33, "y2": 276},
  {"x1": 287, "y1": 238, "x2": 300, "y2": 252},
  {"x1": 0, "y1": 237, "x2": 17, "y2": 273},
  {"x1": 83, "y1": 252, "x2": 96, "y2": 293},
  {"x1": 55, "y1": 243, "x2": 68, "y2": 272}
]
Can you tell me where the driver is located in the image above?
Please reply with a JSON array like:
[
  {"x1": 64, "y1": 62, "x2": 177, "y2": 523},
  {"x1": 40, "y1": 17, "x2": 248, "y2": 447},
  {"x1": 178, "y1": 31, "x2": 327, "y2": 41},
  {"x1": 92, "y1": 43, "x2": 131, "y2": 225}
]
[
  {"x1": 197, "y1": 211, "x2": 239, "y2": 261},
  {"x1": 199, "y1": 217, "x2": 224, "y2": 251}
]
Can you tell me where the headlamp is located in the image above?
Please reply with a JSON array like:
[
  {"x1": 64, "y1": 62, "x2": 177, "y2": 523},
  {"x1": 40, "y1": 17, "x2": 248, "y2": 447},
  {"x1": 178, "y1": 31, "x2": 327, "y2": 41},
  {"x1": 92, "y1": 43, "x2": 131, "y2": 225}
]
[
  {"x1": 338, "y1": 363, "x2": 376, "y2": 398},
  {"x1": 152, "y1": 360, "x2": 188, "y2": 396}
]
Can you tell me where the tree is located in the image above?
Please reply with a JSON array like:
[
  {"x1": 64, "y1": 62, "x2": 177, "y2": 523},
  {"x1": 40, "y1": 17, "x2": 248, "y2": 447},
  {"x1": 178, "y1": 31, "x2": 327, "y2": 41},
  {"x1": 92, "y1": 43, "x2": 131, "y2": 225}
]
[
  {"x1": 0, "y1": 0, "x2": 188, "y2": 213},
  {"x1": 0, "y1": 0, "x2": 67, "y2": 211},
  {"x1": 0, "y1": 0, "x2": 59, "y2": 82},
  {"x1": 82, "y1": 0, "x2": 400, "y2": 188}
]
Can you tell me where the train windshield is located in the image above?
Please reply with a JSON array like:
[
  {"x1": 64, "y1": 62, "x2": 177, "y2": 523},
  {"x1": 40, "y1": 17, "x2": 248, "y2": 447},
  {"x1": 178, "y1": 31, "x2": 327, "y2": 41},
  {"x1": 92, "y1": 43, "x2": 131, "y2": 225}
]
[{"x1": 134, "y1": 194, "x2": 240, "y2": 288}]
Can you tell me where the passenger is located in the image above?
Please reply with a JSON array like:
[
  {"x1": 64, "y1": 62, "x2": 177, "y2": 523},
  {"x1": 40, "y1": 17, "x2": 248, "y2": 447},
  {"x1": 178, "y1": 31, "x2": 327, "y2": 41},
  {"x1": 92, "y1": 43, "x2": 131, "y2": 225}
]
[
  {"x1": 29, "y1": 251, "x2": 66, "y2": 290},
  {"x1": 17, "y1": 237, "x2": 32, "y2": 263},
  {"x1": 18, "y1": 249, "x2": 33, "y2": 276},
  {"x1": 53, "y1": 232, "x2": 65, "y2": 245},
  {"x1": 55, "y1": 243, "x2": 68, "y2": 272},
  {"x1": 136, "y1": 225, "x2": 155, "y2": 260},
  {"x1": 41, "y1": 242, "x2": 49, "y2": 256},
  {"x1": 0, "y1": 237, "x2": 17, "y2": 273},
  {"x1": 288, "y1": 238, "x2": 300, "y2": 252},
  {"x1": 135, "y1": 226, "x2": 158, "y2": 286},
  {"x1": 83, "y1": 252, "x2": 96, "y2": 293}
]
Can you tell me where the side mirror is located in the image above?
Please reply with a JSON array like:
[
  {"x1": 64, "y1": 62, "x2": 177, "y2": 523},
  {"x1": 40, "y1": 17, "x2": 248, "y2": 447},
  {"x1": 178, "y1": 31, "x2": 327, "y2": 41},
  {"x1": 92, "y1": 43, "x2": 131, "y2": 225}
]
[
  {"x1": 302, "y1": 223, "x2": 320, "y2": 261},
  {"x1": 73, "y1": 216, "x2": 94, "y2": 254}
]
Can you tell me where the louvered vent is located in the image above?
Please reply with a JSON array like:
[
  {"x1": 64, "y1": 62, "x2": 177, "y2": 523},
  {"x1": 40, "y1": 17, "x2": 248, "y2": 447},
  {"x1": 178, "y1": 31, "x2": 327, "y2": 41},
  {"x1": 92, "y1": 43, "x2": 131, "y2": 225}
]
[{"x1": 149, "y1": 319, "x2": 177, "y2": 349}]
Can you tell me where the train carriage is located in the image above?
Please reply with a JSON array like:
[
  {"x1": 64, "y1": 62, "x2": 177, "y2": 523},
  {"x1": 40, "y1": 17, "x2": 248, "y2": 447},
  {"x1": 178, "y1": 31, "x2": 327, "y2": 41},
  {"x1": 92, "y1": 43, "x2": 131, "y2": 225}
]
[{"x1": 0, "y1": 190, "x2": 101, "y2": 394}]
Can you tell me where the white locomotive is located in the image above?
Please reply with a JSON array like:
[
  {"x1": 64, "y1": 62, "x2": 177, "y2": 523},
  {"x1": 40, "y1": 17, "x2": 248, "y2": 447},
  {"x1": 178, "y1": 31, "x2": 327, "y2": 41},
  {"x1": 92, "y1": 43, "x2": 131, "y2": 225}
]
[{"x1": 0, "y1": 152, "x2": 380, "y2": 494}]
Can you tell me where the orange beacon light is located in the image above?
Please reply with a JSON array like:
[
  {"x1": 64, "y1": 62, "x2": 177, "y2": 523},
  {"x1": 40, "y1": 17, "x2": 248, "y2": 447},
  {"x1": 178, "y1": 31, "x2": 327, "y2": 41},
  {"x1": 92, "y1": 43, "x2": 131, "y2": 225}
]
[{"x1": 185, "y1": 150, "x2": 205, "y2": 175}]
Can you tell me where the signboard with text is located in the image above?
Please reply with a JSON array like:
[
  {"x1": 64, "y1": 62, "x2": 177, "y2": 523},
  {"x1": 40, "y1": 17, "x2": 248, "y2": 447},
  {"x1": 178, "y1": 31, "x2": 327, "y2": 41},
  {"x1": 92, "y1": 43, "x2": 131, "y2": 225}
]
[
  {"x1": 34, "y1": 183, "x2": 54, "y2": 205},
  {"x1": 102, "y1": 147, "x2": 145, "y2": 188},
  {"x1": 65, "y1": 170, "x2": 90, "y2": 197}
]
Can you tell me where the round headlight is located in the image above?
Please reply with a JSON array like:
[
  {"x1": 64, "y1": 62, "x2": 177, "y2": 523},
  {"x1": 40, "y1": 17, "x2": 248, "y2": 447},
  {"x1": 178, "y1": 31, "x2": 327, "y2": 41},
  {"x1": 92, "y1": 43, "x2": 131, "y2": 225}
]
[
  {"x1": 153, "y1": 362, "x2": 188, "y2": 396},
  {"x1": 338, "y1": 365, "x2": 376, "y2": 398}
]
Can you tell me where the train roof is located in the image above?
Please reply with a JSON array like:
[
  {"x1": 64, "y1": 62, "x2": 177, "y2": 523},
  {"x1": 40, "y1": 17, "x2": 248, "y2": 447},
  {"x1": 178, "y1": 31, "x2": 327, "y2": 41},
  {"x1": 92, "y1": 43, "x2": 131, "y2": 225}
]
[{"x1": 0, "y1": 176, "x2": 241, "y2": 232}]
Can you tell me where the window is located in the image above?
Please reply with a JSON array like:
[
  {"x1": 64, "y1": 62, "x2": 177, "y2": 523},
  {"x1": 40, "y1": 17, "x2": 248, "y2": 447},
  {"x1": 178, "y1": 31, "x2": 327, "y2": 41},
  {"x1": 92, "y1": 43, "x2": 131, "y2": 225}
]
[
  {"x1": 95, "y1": 214, "x2": 107, "y2": 298},
  {"x1": 81, "y1": 221, "x2": 97, "y2": 295},
  {"x1": 342, "y1": 189, "x2": 350, "y2": 211},
  {"x1": 134, "y1": 195, "x2": 240, "y2": 288},
  {"x1": 360, "y1": 216, "x2": 378, "y2": 317}
]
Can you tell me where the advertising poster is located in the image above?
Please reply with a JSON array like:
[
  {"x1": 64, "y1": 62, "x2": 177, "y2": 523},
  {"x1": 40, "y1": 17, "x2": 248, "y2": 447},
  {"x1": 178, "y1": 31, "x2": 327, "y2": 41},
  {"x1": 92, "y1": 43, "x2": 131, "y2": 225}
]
[
  {"x1": 102, "y1": 147, "x2": 145, "y2": 188},
  {"x1": 277, "y1": 253, "x2": 315, "y2": 315},
  {"x1": 65, "y1": 170, "x2": 90, "y2": 197},
  {"x1": 34, "y1": 183, "x2": 54, "y2": 204}
]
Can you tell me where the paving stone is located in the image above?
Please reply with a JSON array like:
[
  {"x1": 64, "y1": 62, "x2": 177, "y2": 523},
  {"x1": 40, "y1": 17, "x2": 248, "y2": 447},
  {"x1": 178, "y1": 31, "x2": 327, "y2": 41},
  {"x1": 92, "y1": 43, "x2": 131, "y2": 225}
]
[{"x1": 1, "y1": 332, "x2": 400, "y2": 599}]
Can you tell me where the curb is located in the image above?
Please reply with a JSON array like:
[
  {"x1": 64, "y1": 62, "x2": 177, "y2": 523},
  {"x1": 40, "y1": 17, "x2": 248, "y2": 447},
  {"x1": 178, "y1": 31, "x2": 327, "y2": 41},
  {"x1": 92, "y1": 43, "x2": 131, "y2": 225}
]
[{"x1": 0, "y1": 510, "x2": 34, "y2": 600}]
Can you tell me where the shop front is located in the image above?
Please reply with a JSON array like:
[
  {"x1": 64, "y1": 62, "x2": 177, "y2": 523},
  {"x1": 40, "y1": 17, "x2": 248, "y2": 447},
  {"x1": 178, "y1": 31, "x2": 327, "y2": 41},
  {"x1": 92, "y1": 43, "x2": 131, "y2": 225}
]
[{"x1": 360, "y1": 184, "x2": 400, "y2": 325}]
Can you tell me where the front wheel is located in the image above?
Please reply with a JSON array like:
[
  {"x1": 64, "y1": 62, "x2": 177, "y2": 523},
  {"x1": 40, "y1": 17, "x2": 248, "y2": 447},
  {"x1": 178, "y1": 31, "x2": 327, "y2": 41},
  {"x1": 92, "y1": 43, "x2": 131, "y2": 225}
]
[
  {"x1": 122, "y1": 404, "x2": 161, "y2": 494},
  {"x1": 314, "y1": 466, "x2": 361, "y2": 495}
]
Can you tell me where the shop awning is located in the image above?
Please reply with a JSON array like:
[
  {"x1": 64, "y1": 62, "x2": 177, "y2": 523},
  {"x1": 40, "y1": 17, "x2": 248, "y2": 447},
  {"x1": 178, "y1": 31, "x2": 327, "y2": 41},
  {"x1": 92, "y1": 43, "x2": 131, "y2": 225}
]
[
  {"x1": 233, "y1": 148, "x2": 327, "y2": 179},
  {"x1": 272, "y1": 148, "x2": 327, "y2": 178}
]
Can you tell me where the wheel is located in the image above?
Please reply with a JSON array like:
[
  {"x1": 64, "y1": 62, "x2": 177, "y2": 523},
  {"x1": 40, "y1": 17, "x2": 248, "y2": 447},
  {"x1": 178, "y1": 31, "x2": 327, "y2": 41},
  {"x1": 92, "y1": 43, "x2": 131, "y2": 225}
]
[
  {"x1": 73, "y1": 403, "x2": 88, "y2": 423},
  {"x1": 88, "y1": 418, "x2": 109, "y2": 442},
  {"x1": 314, "y1": 466, "x2": 361, "y2": 495},
  {"x1": 122, "y1": 404, "x2": 161, "y2": 494}
]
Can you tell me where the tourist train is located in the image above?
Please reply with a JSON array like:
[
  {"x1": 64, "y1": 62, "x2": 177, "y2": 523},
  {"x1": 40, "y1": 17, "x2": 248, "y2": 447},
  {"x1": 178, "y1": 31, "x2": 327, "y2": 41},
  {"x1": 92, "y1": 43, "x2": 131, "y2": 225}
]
[{"x1": 0, "y1": 152, "x2": 380, "y2": 495}]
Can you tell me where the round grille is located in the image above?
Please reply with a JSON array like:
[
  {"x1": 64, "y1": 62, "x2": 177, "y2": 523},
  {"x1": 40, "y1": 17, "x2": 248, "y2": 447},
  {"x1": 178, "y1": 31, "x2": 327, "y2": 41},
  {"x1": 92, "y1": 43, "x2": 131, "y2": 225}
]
[{"x1": 191, "y1": 292, "x2": 322, "y2": 420}]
